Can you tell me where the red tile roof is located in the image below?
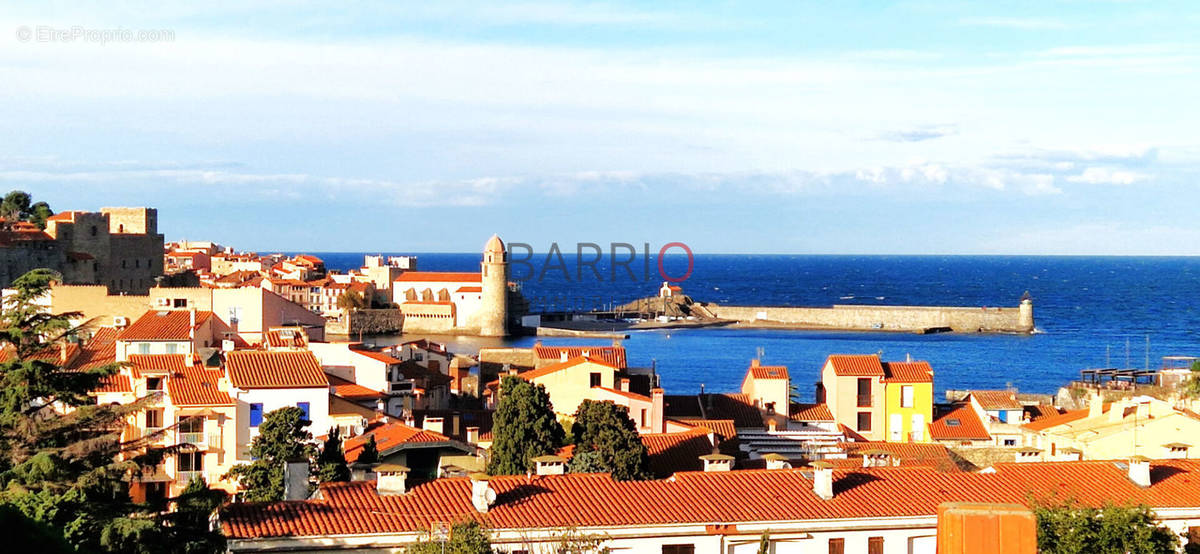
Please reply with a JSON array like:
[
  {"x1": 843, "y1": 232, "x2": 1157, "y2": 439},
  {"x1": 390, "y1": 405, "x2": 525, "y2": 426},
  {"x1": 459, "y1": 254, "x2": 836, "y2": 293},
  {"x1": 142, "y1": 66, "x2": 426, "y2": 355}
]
[
  {"x1": 226, "y1": 350, "x2": 329, "y2": 389},
  {"x1": 882, "y1": 361, "x2": 933, "y2": 383},
  {"x1": 94, "y1": 373, "x2": 132, "y2": 394},
  {"x1": 533, "y1": 345, "x2": 627, "y2": 368},
  {"x1": 670, "y1": 419, "x2": 737, "y2": 439},
  {"x1": 642, "y1": 429, "x2": 714, "y2": 477},
  {"x1": 127, "y1": 354, "x2": 190, "y2": 378},
  {"x1": 519, "y1": 356, "x2": 618, "y2": 381},
  {"x1": 118, "y1": 310, "x2": 212, "y2": 341},
  {"x1": 455, "y1": 286, "x2": 482, "y2": 293},
  {"x1": 394, "y1": 272, "x2": 482, "y2": 283},
  {"x1": 838, "y1": 442, "x2": 957, "y2": 469},
  {"x1": 72, "y1": 327, "x2": 118, "y2": 371},
  {"x1": 1022, "y1": 405, "x2": 1100, "y2": 432},
  {"x1": 168, "y1": 365, "x2": 234, "y2": 406},
  {"x1": 264, "y1": 328, "x2": 309, "y2": 349},
  {"x1": 929, "y1": 404, "x2": 991, "y2": 441},
  {"x1": 343, "y1": 422, "x2": 453, "y2": 462},
  {"x1": 970, "y1": 390, "x2": 1022, "y2": 411},
  {"x1": 826, "y1": 354, "x2": 884, "y2": 376},
  {"x1": 351, "y1": 347, "x2": 402, "y2": 365},
  {"x1": 790, "y1": 403, "x2": 835, "y2": 422},
  {"x1": 221, "y1": 459, "x2": 1200, "y2": 539},
  {"x1": 748, "y1": 365, "x2": 788, "y2": 380},
  {"x1": 327, "y1": 375, "x2": 386, "y2": 400}
]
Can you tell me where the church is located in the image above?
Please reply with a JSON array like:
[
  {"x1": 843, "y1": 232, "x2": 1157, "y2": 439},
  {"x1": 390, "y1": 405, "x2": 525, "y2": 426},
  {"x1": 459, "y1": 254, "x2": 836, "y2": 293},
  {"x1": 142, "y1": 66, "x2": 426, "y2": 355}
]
[{"x1": 391, "y1": 235, "x2": 508, "y2": 336}]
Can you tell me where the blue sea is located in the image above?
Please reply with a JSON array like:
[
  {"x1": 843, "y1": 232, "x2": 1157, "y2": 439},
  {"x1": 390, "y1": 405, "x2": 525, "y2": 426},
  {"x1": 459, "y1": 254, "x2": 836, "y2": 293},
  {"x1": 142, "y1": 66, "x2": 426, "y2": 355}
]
[{"x1": 304, "y1": 252, "x2": 1200, "y2": 402}]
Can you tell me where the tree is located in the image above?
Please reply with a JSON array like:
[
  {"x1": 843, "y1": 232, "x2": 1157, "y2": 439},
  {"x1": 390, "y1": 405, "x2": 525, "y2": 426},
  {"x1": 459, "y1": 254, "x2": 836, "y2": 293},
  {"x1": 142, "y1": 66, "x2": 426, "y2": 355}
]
[
  {"x1": 29, "y1": 201, "x2": 53, "y2": 229},
  {"x1": 224, "y1": 406, "x2": 316, "y2": 502},
  {"x1": 0, "y1": 190, "x2": 53, "y2": 229},
  {"x1": 317, "y1": 427, "x2": 351, "y2": 482},
  {"x1": 357, "y1": 434, "x2": 381, "y2": 465},
  {"x1": 337, "y1": 290, "x2": 368, "y2": 312},
  {"x1": 756, "y1": 530, "x2": 771, "y2": 554},
  {"x1": 409, "y1": 520, "x2": 493, "y2": 554},
  {"x1": 1183, "y1": 360, "x2": 1200, "y2": 399},
  {"x1": 1034, "y1": 500, "x2": 1180, "y2": 554},
  {"x1": 569, "y1": 400, "x2": 650, "y2": 481},
  {"x1": 486, "y1": 376, "x2": 564, "y2": 475},
  {"x1": 0, "y1": 269, "x2": 223, "y2": 553}
]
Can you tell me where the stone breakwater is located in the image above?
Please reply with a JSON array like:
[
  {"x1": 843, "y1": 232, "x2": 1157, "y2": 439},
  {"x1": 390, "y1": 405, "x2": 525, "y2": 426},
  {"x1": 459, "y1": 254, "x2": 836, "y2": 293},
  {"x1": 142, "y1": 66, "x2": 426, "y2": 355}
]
[{"x1": 704, "y1": 301, "x2": 1034, "y2": 334}]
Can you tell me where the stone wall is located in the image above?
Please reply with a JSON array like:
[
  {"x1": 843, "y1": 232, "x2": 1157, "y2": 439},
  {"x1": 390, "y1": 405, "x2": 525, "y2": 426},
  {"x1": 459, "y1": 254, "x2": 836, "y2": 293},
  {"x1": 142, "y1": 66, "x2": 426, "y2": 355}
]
[
  {"x1": 327, "y1": 309, "x2": 406, "y2": 336},
  {"x1": 707, "y1": 303, "x2": 1033, "y2": 333}
]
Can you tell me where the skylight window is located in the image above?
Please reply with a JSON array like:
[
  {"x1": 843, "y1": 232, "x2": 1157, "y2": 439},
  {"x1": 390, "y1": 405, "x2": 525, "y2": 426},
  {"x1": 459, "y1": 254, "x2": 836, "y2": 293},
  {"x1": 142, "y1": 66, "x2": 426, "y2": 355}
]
[{"x1": 946, "y1": 419, "x2": 961, "y2": 426}]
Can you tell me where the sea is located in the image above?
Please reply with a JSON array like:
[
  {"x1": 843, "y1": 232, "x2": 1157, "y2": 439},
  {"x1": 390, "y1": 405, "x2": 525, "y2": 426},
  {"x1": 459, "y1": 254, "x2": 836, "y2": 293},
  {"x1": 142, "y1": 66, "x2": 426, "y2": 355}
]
[{"x1": 303, "y1": 253, "x2": 1200, "y2": 403}]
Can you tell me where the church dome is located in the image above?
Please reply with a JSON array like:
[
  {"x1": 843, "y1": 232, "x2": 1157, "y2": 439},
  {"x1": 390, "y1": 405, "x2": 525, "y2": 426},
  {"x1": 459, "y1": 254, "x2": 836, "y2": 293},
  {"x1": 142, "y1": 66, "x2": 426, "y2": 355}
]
[{"x1": 484, "y1": 234, "x2": 504, "y2": 254}]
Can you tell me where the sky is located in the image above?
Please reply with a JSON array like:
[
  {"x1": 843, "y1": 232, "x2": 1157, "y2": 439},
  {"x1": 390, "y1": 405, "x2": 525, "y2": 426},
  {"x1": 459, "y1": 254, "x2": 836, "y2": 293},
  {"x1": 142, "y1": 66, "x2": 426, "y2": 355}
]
[{"x1": 2, "y1": 1, "x2": 1199, "y2": 254}]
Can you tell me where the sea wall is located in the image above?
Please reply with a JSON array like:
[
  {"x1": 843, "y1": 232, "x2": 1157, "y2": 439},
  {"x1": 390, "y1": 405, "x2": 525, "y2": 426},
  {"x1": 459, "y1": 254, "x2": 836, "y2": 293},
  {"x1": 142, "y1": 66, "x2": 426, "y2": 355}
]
[
  {"x1": 707, "y1": 303, "x2": 1033, "y2": 333},
  {"x1": 327, "y1": 309, "x2": 406, "y2": 336}
]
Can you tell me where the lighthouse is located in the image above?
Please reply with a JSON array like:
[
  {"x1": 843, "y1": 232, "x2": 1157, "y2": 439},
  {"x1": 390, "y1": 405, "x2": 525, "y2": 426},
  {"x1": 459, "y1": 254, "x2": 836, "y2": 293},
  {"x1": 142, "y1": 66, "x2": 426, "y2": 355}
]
[{"x1": 477, "y1": 234, "x2": 509, "y2": 337}]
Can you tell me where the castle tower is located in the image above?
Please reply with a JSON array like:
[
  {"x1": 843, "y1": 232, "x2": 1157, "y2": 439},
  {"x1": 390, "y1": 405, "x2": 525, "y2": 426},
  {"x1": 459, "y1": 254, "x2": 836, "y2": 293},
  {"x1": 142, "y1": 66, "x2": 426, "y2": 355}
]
[
  {"x1": 478, "y1": 234, "x2": 508, "y2": 337},
  {"x1": 1018, "y1": 291, "x2": 1034, "y2": 333}
]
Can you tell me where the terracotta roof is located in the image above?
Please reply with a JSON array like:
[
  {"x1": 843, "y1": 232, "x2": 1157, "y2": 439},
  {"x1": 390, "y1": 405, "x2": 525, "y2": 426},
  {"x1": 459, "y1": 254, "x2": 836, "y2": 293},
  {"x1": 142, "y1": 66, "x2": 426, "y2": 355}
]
[
  {"x1": 534, "y1": 345, "x2": 626, "y2": 368},
  {"x1": 748, "y1": 364, "x2": 789, "y2": 380},
  {"x1": 882, "y1": 361, "x2": 933, "y2": 383},
  {"x1": 0, "y1": 342, "x2": 80, "y2": 365},
  {"x1": 1024, "y1": 404, "x2": 1064, "y2": 423},
  {"x1": 343, "y1": 421, "x2": 454, "y2": 462},
  {"x1": 72, "y1": 327, "x2": 118, "y2": 371},
  {"x1": 519, "y1": 356, "x2": 618, "y2": 381},
  {"x1": 1023, "y1": 406, "x2": 1100, "y2": 432},
  {"x1": 351, "y1": 348, "x2": 402, "y2": 365},
  {"x1": 226, "y1": 350, "x2": 329, "y2": 389},
  {"x1": 221, "y1": 459, "x2": 1200, "y2": 539},
  {"x1": 327, "y1": 375, "x2": 387, "y2": 400},
  {"x1": 826, "y1": 354, "x2": 884, "y2": 376},
  {"x1": 400, "y1": 339, "x2": 447, "y2": 354},
  {"x1": 94, "y1": 373, "x2": 132, "y2": 394},
  {"x1": 970, "y1": 390, "x2": 1022, "y2": 411},
  {"x1": 671, "y1": 419, "x2": 737, "y2": 440},
  {"x1": 928, "y1": 404, "x2": 991, "y2": 441},
  {"x1": 117, "y1": 310, "x2": 212, "y2": 341},
  {"x1": 642, "y1": 429, "x2": 714, "y2": 477},
  {"x1": 455, "y1": 286, "x2": 482, "y2": 293},
  {"x1": 394, "y1": 272, "x2": 482, "y2": 283},
  {"x1": 168, "y1": 365, "x2": 234, "y2": 406},
  {"x1": 838, "y1": 442, "x2": 957, "y2": 469},
  {"x1": 593, "y1": 386, "x2": 652, "y2": 403},
  {"x1": 127, "y1": 354, "x2": 189, "y2": 378},
  {"x1": 264, "y1": 328, "x2": 309, "y2": 349},
  {"x1": 790, "y1": 403, "x2": 835, "y2": 422}
]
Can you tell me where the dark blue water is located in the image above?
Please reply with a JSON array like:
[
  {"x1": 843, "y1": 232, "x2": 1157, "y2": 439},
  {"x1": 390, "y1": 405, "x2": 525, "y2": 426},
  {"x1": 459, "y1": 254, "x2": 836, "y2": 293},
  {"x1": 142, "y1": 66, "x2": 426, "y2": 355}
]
[{"x1": 305, "y1": 253, "x2": 1200, "y2": 401}]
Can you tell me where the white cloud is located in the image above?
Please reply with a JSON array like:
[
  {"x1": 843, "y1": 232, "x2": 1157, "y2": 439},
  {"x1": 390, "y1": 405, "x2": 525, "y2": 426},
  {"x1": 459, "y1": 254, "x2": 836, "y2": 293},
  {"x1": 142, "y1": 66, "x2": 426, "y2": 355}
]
[{"x1": 1066, "y1": 167, "x2": 1148, "y2": 185}]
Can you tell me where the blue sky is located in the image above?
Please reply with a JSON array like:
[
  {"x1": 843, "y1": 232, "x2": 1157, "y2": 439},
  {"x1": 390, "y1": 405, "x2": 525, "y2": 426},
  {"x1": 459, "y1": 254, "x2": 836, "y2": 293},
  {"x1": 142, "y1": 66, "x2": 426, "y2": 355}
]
[{"x1": 3, "y1": 1, "x2": 1199, "y2": 254}]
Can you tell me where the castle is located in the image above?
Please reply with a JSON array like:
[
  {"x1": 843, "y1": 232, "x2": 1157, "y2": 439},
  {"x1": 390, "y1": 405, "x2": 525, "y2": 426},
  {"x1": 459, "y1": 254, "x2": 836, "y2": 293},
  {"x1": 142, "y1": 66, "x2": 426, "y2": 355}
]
[{"x1": 391, "y1": 234, "x2": 508, "y2": 336}]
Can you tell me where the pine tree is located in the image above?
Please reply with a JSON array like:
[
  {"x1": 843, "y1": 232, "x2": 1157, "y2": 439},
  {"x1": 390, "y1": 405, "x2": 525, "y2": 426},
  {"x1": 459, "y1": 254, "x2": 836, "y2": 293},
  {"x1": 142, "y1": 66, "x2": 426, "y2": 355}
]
[
  {"x1": 570, "y1": 400, "x2": 650, "y2": 481},
  {"x1": 0, "y1": 269, "x2": 223, "y2": 553},
  {"x1": 357, "y1": 434, "x2": 381, "y2": 465},
  {"x1": 486, "y1": 376, "x2": 564, "y2": 475},
  {"x1": 224, "y1": 406, "x2": 316, "y2": 502},
  {"x1": 317, "y1": 427, "x2": 351, "y2": 482}
]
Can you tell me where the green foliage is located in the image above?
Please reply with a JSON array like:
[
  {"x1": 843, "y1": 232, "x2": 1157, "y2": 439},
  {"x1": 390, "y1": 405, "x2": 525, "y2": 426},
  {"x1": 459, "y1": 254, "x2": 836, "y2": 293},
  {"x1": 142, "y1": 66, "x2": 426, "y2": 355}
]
[
  {"x1": 757, "y1": 530, "x2": 771, "y2": 554},
  {"x1": 551, "y1": 527, "x2": 612, "y2": 553},
  {"x1": 336, "y1": 290, "x2": 368, "y2": 312},
  {"x1": 1034, "y1": 499, "x2": 1180, "y2": 554},
  {"x1": 1184, "y1": 361, "x2": 1200, "y2": 399},
  {"x1": 357, "y1": 434, "x2": 380, "y2": 465},
  {"x1": 317, "y1": 427, "x2": 351, "y2": 482},
  {"x1": 0, "y1": 504, "x2": 75, "y2": 554},
  {"x1": 567, "y1": 450, "x2": 606, "y2": 474},
  {"x1": 0, "y1": 269, "x2": 223, "y2": 553},
  {"x1": 409, "y1": 520, "x2": 493, "y2": 554},
  {"x1": 0, "y1": 190, "x2": 53, "y2": 229},
  {"x1": 569, "y1": 400, "x2": 650, "y2": 481},
  {"x1": 486, "y1": 376, "x2": 564, "y2": 475},
  {"x1": 224, "y1": 406, "x2": 316, "y2": 502}
]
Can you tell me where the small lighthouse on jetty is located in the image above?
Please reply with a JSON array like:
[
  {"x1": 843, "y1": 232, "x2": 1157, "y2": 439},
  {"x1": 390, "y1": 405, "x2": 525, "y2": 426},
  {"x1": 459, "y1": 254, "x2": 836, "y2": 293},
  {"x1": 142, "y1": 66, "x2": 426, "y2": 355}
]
[{"x1": 1018, "y1": 291, "x2": 1035, "y2": 333}]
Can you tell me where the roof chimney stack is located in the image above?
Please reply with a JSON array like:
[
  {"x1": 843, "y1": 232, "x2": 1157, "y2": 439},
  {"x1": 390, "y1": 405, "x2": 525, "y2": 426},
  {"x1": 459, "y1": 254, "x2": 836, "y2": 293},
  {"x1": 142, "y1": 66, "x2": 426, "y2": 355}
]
[
  {"x1": 375, "y1": 464, "x2": 409, "y2": 495},
  {"x1": 812, "y1": 461, "x2": 834, "y2": 500},
  {"x1": 466, "y1": 426, "x2": 480, "y2": 445},
  {"x1": 532, "y1": 455, "x2": 565, "y2": 476},
  {"x1": 1088, "y1": 391, "x2": 1104, "y2": 419},
  {"x1": 1128, "y1": 456, "x2": 1151, "y2": 487},
  {"x1": 700, "y1": 453, "x2": 734, "y2": 472},
  {"x1": 469, "y1": 473, "x2": 496, "y2": 512},
  {"x1": 763, "y1": 453, "x2": 791, "y2": 470},
  {"x1": 283, "y1": 458, "x2": 310, "y2": 500}
]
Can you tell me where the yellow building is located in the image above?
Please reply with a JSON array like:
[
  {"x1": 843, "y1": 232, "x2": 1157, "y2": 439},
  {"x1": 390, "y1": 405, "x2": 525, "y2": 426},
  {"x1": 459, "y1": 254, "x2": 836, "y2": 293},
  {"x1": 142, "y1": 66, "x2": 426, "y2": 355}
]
[
  {"x1": 818, "y1": 355, "x2": 934, "y2": 443},
  {"x1": 881, "y1": 361, "x2": 934, "y2": 443}
]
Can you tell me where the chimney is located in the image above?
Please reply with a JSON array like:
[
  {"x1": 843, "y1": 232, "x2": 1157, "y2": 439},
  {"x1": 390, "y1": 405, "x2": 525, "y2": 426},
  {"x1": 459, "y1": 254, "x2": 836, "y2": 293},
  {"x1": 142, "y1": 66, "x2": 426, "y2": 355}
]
[
  {"x1": 349, "y1": 462, "x2": 378, "y2": 482},
  {"x1": 1135, "y1": 398, "x2": 1151, "y2": 420},
  {"x1": 1014, "y1": 448, "x2": 1041, "y2": 463},
  {"x1": 811, "y1": 461, "x2": 834, "y2": 500},
  {"x1": 700, "y1": 453, "x2": 734, "y2": 472},
  {"x1": 466, "y1": 426, "x2": 480, "y2": 445},
  {"x1": 1109, "y1": 398, "x2": 1129, "y2": 423},
  {"x1": 1088, "y1": 392, "x2": 1104, "y2": 419},
  {"x1": 532, "y1": 455, "x2": 565, "y2": 476},
  {"x1": 862, "y1": 450, "x2": 894, "y2": 468},
  {"x1": 189, "y1": 308, "x2": 197, "y2": 341},
  {"x1": 767, "y1": 418, "x2": 778, "y2": 433},
  {"x1": 619, "y1": 378, "x2": 630, "y2": 392},
  {"x1": 59, "y1": 342, "x2": 69, "y2": 364},
  {"x1": 763, "y1": 453, "x2": 791, "y2": 470},
  {"x1": 1128, "y1": 456, "x2": 1151, "y2": 487},
  {"x1": 423, "y1": 417, "x2": 445, "y2": 435},
  {"x1": 469, "y1": 473, "x2": 496, "y2": 512},
  {"x1": 651, "y1": 388, "x2": 665, "y2": 434},
  {"x1": 375, "y1": 463, "x2": 409, "y2": 495},
  {"x1": 751, "y1": 358, "x2": 760, "y2": 368},
  {"x1": 559, "y1": 351, "x2": 568, "y2": 362},
  {"x1": 283, "y1": 458, "x2": 310, "y2": 500}
]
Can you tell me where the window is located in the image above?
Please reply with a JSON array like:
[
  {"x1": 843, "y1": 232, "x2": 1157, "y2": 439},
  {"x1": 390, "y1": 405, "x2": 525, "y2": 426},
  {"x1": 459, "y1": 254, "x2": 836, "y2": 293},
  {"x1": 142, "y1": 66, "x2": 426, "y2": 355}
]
[
  {"x1": 146, "y1": 377, "x2": 163, "y2": 391},
  {"x1": 250, "y1": 403, "x2": 264, "y2": 427},
  {"x1": 173, "y1": 298, "x2": 188, "y2": 308},
  {"x1": 640, "y1": 409, "x2": 647, "y2": 428},
  {"x1": 901, "y1": 385, "x2": 914, "y2": 408},
  {"x1": 138, "y1": 343, "x2": 151, "y2": 354},
  {"x1": 146, "y1": 408, "x2": 164, "y2": 430},
  {"x1": 1003, "y1": 438, "x2": 1017, "y2": 446},
  {"x1": 857, "y1": 411, "x2": 872, "y2": 432},
  {"x1": 589, "y1": 372, "x2": 602, "y2": 388},
  {"x1": 857, "y1": 378, "x2": 872, "y2": 407},
  {"x1": 868, "y1": 536, "x2": 884, "y2": 554},
  {"x1": 911, "y1": 413, "x2": 925, "y2": 441},
  {"x1": 662, "y1": 546, "x2": 694, "y2": 554},
  {"x1": 827, "y1": 538, "x2": 844, "y2": 554},
  {"x1": 166, "y1": 343, "x2": 178, "y2": 354},
  {"x1": 177, "y1": 450, "x2": 204, "y2": 472},
  {"x1": 297, "y1": 402, "x2": 311, "y2": 421}
]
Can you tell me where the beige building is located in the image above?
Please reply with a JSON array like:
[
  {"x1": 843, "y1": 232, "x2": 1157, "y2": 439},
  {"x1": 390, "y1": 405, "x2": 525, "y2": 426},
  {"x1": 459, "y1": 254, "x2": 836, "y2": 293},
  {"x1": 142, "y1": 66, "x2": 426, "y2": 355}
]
[
  {"x1": 391, "y1": 235, "x2": 508, "y2": 336},
  {"x1": 1021, "y1": 393, "x2": 1200, "y2": 462}
]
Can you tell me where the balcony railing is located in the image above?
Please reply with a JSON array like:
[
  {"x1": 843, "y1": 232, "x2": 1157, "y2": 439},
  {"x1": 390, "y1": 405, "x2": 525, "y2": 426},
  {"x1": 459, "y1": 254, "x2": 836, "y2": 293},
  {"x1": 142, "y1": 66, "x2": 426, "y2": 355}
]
[
  {"x1": 179, "y1": 432, "x2": 205, "y2": 445},
  {"x1": 176, "y1": 470, "x2": 202, "y2": 484},
  {"x1": 856, "y1": 395, "x2": 873, "y2": 408}
]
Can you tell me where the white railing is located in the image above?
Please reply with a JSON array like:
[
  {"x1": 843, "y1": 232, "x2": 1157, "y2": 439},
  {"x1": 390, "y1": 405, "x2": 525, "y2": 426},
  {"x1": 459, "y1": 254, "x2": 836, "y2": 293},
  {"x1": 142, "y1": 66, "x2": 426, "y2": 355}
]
[
  {"x1": 176, "y1": 470, "x2": 202, "y2": 484},
  {"x1": 179, "y1": 432, "x2": 205, "y2": 445}
]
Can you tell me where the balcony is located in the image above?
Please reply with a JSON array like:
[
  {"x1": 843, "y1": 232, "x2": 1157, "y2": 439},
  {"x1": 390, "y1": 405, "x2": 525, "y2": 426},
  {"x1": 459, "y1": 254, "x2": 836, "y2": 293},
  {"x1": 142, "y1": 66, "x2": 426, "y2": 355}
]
[
  {"x1": 175, "y1": 470, "x2": 203, "y2": 484},
  {"x1": 856, "y1": 395, "x2": 873, "y2": 408},
  {"x1": 179, "y1": 432, "x2": 205, "y2": 445}
]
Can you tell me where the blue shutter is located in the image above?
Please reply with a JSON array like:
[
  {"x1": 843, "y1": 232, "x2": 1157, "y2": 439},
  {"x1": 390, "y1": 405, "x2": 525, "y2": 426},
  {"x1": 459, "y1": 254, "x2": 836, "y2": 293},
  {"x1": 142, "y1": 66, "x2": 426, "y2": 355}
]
[
  {"x1": 297, "y1": 402, "x2": 310, "y2": 421},
  {"x1": 250, "y1": 403, "x2": 263, "y2": 427}
]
